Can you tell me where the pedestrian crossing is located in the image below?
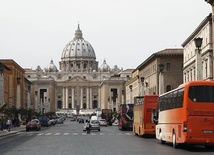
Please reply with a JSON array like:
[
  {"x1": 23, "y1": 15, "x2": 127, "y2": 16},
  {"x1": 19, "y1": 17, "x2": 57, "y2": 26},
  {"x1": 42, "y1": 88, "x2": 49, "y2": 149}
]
[{"x1": 16, "y1": 132, "x2": 134, "y2": 136}]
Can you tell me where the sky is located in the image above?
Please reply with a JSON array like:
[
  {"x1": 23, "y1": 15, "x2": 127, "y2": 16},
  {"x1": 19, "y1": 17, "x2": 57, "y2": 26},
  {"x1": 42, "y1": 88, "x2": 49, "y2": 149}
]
[{"x1": 0, "y1": 0, "x2": 211, "y2": 70}]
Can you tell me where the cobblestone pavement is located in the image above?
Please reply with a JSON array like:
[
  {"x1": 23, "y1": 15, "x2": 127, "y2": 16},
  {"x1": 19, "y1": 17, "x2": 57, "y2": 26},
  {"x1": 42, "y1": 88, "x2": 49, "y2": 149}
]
[{"x1": 0, "y1": 125, "x2": 25, "y2": 137}]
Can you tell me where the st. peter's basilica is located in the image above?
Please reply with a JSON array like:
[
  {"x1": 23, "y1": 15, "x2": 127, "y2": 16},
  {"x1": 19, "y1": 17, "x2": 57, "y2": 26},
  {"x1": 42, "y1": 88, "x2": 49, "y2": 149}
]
[{"x1": 25, "y1": 25, "x2": 133, "y2": 114}]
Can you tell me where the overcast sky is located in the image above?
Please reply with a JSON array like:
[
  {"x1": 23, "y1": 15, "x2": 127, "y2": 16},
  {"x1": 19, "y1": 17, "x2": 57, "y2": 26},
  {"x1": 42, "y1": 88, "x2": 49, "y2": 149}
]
[{"x1": 0, "y1": 0, "x2": 211, "y2": 70}]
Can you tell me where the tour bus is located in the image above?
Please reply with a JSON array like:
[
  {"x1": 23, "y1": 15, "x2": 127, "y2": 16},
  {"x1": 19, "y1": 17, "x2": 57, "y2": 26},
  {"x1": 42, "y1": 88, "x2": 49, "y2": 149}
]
[
  {"x1": 152, "y1": 80, "x2": 214, "y2": 148},
  {"x1": 133, "y1": 95, "x2": 158, "y2": 137}
]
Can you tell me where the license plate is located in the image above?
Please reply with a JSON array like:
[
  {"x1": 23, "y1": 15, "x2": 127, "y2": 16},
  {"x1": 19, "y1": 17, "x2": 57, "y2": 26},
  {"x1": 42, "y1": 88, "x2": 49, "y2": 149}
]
[{"x1": 203, "y1": 130, "x2": 213, "y2": 134}]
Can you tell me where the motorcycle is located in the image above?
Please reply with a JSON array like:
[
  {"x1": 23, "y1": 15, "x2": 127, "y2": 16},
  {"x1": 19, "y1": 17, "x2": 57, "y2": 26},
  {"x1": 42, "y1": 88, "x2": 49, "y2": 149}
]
[{"x1": 86, "y1": 126, "x2": 90, "y2": 134}]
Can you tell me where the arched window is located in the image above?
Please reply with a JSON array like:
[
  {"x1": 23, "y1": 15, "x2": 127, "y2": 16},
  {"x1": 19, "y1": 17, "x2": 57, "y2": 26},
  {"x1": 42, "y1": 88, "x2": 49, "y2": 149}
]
[{"x1": 166, "y1": 85, "x2": 171, "y2": 92}]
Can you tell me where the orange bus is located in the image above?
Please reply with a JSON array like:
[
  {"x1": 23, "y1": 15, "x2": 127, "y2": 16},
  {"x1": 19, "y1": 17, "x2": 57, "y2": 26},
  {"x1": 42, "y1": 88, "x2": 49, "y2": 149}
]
[
  {"x1": 133, "y1": 95, "x2": 158, "y2": 137},
  {"x1": 152, "y1": 80, "x2": 214, "y2": 148}
]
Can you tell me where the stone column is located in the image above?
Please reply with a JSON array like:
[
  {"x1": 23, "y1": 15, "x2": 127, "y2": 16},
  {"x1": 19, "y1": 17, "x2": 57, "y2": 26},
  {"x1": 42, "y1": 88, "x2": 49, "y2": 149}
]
[
  {"x1": 65, "y1": 87, "x2": 68, "y2": 109},
  {"x1": 90, "y1": 87, "x2": 92, "y2": 108},
  {"x1": 72, "y1": 87, "x2": 75, "y2": 109},
  {"x1": 62, "y1": 87, "x2": 65, "y2": 109},
  {"x1": 87, "y1": 87, "x2": 90, "y2": 109},
  {"x1": 195, "y1": 49, "x2": 203, "y2": 80},
  {"x1": 80, "y1": 87, "x2": 83, "y2": 109}
]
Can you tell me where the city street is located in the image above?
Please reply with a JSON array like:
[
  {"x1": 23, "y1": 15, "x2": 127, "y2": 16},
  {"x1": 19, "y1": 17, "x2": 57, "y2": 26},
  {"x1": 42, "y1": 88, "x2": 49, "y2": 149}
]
[{"x1": 0, "y1": 119, "x2": 214, "y2": 155}]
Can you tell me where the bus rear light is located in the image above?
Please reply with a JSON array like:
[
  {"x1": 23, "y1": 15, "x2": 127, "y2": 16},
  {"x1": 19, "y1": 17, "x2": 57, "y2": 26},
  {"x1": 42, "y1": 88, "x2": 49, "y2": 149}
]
[{"x1": 183, "y1": 122, "x2": 187, "y2": 132}]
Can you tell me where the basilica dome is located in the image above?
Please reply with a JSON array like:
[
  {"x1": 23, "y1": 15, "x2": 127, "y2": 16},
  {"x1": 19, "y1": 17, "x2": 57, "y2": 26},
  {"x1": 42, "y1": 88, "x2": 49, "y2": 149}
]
[
  {"x1": 100, "y1": 59, "x2": 110, "y2": 72},
  {"x1": 44, "y1": 59, "x2": 58, "y2": 72},
  {"x1": 61, "y1": 24, "x2": 96, "y2": 61},
  {"x1": 59, "y1": 24, "x2": 98, "y2": 72}
]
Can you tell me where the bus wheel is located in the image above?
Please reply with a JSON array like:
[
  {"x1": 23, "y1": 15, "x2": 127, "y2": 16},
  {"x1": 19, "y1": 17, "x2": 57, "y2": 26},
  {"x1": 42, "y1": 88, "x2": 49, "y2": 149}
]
[
  {"x1": 172, "y1": 132, "x2": 178, "y2": 149},
  {"x1": 159, "y1": 132, "x2": 165, "y2": 144}
]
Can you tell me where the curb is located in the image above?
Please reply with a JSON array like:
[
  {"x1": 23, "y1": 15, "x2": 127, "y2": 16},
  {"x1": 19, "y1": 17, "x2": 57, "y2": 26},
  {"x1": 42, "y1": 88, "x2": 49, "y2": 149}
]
[{"x1": 0, "y1": 126, "x2": 25, "y2": 137}]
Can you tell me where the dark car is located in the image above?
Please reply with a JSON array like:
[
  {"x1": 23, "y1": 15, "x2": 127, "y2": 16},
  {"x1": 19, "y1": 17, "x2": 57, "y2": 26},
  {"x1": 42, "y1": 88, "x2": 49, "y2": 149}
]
[
  {"x1": 78, "y1": 118, "x2": 84, "y2": 123},
  {"x1": 26, "y1": 119, "x2": 41, "y2": 131},
  {"x1": 38, "y1": 115, "x2": 50, "y2": 127}
]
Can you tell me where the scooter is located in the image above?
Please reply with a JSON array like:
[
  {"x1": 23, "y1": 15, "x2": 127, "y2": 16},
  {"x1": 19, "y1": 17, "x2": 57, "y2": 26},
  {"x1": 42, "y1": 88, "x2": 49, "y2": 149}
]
[{"x1": 86, "y1": 126, "x2": 90, "y2": 134}]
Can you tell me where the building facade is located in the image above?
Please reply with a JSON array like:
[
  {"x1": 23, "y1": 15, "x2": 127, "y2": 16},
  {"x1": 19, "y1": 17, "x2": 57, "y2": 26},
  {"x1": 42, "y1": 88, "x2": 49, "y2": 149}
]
[
  {"x1": 126, "y1": 49, "x2": 184, "y2": 104},
  {"x1": 0, "y1": 60, "x2": 26, "y2": 109},
  {"x1": 182, "y1": 13, "x2": 213, "y2": 82},
  {"x1": 25, "y1": 25, "x2": 132, "y2": 114}
]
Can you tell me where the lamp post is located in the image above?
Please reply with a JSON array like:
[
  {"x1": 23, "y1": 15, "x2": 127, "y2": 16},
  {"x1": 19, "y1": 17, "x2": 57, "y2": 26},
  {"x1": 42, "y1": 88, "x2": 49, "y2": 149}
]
[
  {"x1": 159, "y1": 64, "x2": 164, "y2": 95},
  {"x1": 129, "y1": 85, "x2": 133, "y2": 103},
  {"x1": 194, "y1": 37, "x2": 203, "y2": 80},
  {"x1": 140, "y1": 77, "x2": 144, "y2": 96}
]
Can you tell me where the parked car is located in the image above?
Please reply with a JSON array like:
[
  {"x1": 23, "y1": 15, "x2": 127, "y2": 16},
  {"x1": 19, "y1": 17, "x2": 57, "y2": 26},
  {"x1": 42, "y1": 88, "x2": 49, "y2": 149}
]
[
  {"x1": 56, "y1": 117, "x2": 64, "y2": 124},
  {"x1": 26, "y1": 119, "x2": 41, "y2": 131},
  {"x1": 89, "y1": 120, "x2": 100, "y2": 131},
  {"x1": 78, "y1": 118, "x2": 84, "y2": 123},
  {"x1": 99, "y1": 119, "x2": 107, "y2": 127},
  {"x1": 49, "y1": 119, "x2": 56, "y2": 125},
  {"x1": 70, "y1": 117, "x2": 76, "y2": 121},
  {"x1": 38, "y1": 115, "x2": 50, "y2": 127}
]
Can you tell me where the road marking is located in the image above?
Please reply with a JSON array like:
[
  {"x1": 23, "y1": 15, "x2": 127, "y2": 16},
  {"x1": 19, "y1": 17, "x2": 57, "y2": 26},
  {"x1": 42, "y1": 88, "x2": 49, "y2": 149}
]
[{"x1": 17, "y1": 132, "x2": 134, "y2": 136}]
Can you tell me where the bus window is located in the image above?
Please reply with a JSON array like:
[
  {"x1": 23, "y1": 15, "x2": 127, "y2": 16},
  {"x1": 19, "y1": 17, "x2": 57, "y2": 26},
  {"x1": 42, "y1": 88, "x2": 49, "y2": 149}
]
[{"x1": 188, "y1": 86, "x2": 214, "y2": 102}]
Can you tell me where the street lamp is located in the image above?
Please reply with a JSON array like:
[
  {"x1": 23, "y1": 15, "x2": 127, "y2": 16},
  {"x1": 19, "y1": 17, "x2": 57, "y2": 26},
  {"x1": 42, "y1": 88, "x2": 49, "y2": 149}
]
[
  {"x1": 17, "y1": 77, "x2": 21, "y2": 84},
  {"x1": 194, "y1": 37, "x2": 203, "y2": 51},
  {"x1": 159, "y1": 64, "x2": 164, "y2": 73},
  {"x1": 140, "y1": 77, "x2": 144, "y2": 96},
  {"x1": 129, "y1": 85, "x2": 132, "y2": 103},
  {"x1": 194, "y1": 37, "x2": 203, "y2": 80},
  {"x1": 159, "y1": 64, "x2": 164, "y2": 95}
]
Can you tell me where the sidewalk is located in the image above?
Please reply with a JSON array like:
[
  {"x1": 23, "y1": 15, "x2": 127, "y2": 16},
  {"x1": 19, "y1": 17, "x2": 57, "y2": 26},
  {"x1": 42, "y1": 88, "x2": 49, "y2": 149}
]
[{"x1": 0, "y1": 125, "x2": 25, "y2": 137}]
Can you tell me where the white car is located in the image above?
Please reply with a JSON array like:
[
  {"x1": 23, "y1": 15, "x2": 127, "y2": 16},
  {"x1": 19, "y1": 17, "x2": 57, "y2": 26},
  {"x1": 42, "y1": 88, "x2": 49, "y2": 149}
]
[{"x1": 99, "y1": 119, "x2": 107, "y2": 127}]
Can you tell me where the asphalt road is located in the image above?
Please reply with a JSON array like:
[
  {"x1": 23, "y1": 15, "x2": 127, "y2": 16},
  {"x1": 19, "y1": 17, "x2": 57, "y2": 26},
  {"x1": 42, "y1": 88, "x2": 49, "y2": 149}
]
[{"x1": 0, "y1": 119, "x2": 213, "y2": 155}]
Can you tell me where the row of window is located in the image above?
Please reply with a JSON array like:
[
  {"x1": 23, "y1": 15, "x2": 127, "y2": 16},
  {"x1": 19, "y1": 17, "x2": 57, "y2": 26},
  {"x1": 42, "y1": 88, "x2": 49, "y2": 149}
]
[{"x1": 158, "y1": 88, "x2": 184, "y2": 111}]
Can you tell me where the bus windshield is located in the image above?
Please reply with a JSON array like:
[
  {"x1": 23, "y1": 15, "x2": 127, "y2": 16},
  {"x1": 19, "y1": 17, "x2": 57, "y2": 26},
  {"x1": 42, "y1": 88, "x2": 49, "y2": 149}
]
[{"x1": 189, "y1": 86, "x2": 214, "y2": 102}]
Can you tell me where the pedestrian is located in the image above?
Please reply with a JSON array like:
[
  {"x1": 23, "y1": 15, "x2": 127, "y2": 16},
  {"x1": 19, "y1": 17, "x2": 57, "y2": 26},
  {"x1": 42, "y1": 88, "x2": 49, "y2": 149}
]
[
  {"x1": 0, "y1": 116, "x2": 4, "y2": 131},
  {"x1": 6, "y1": 118, "x2": 12, "y2": 132}
]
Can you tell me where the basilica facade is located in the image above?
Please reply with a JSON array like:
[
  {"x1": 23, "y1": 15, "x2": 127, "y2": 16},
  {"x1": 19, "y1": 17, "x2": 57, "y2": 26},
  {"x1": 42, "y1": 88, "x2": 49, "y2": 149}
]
[{"x1": 25, "y1": 25, "x2": 133, "y2": 114}]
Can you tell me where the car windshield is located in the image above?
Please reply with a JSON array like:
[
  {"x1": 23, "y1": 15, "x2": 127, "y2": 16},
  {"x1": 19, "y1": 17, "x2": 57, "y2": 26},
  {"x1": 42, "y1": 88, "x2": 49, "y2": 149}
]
[{"x1": 91, "y1": 120, "x2": 99, "y2": 124}]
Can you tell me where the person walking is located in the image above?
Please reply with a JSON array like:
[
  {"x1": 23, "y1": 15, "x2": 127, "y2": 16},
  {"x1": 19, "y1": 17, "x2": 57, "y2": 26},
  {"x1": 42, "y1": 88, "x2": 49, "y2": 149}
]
[{"x1": 6, "y1": 118, "x2": 12, "y2": 132}]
